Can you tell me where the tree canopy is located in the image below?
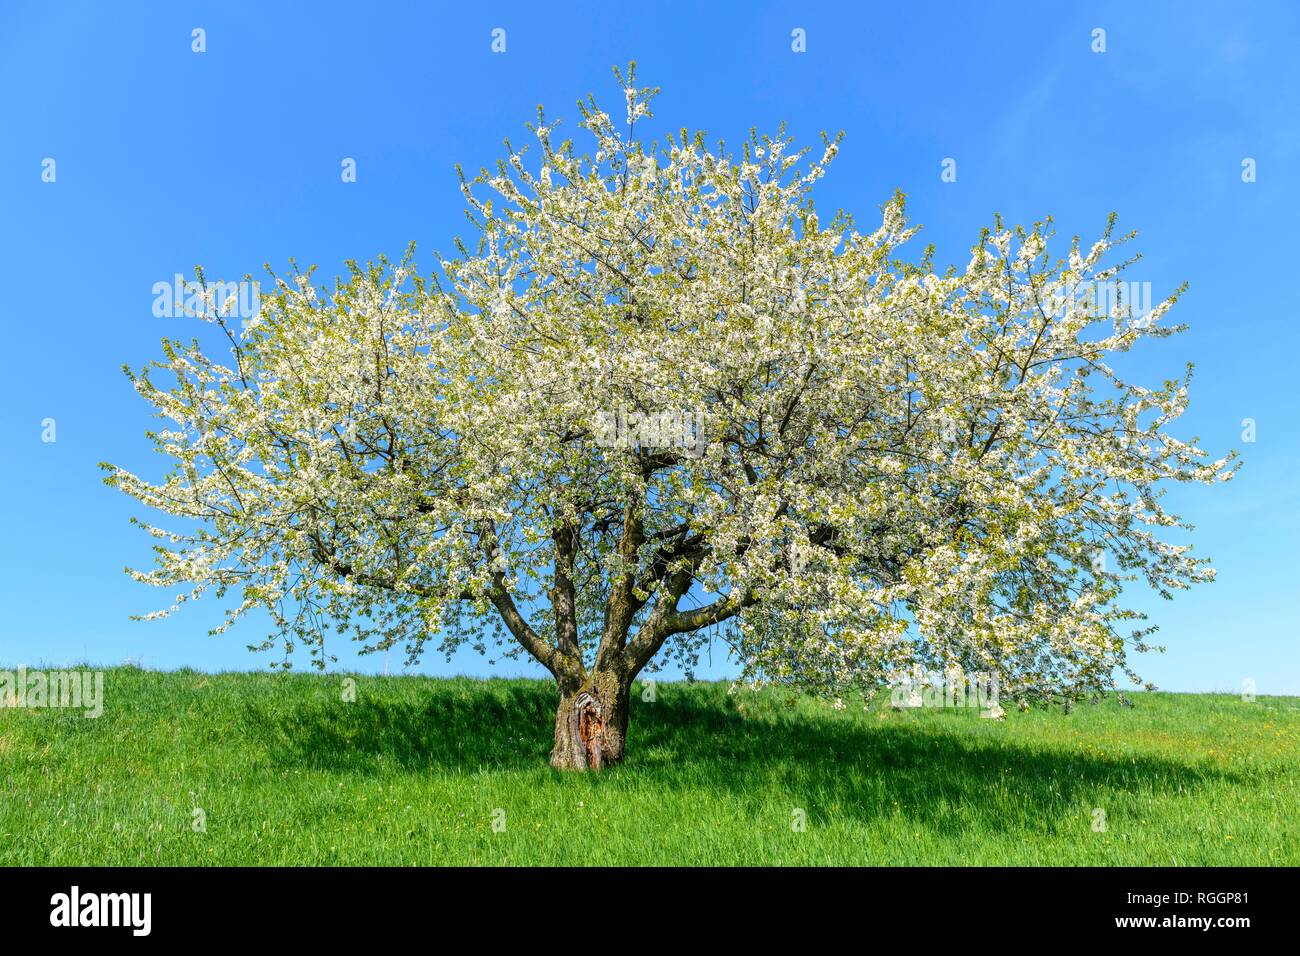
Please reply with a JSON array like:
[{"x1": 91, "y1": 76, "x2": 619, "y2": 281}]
[{"x1": 105, "y1": 67, "x2": 1235, "y2": 765}]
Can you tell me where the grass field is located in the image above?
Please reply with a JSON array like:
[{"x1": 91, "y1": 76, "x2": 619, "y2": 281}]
[{"x1": 1, "y1": 667, "x2": 1296, "y2": 865}]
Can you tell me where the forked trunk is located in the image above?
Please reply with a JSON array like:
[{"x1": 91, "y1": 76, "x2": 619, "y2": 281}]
[{"x1": 550, "y1": 669, "x2": 632, "y2": 770}]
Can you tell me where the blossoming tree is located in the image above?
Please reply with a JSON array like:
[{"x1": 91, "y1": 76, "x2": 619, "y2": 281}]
[{"x1": 105, "y1": 68, "x2": 1235, "y2": 769}]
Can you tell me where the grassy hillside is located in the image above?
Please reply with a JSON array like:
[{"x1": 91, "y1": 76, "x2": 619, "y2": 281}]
[{"x1": 1, "y1": 667, "x2": 1296, "y2": 865}]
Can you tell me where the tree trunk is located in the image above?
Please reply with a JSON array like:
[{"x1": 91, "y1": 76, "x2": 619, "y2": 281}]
[{"x1": 549, "y1": 669, "x2": 632, "y2": 771}]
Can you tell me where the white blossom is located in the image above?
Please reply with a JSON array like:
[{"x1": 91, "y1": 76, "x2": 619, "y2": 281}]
[{"x1": 103, "y1": 75, "x2": 1235, "y2": 708}]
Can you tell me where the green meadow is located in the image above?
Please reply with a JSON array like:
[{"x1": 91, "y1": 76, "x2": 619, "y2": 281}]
[{"x1": 1, "y1": 667, "x2": 1296, "y2": 865}]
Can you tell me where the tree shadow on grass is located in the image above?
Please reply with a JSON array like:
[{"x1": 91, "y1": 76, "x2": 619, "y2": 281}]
[
  {"x1": 634, "y1": 693, "x2": 1253, "y2": 838},
  {"x1": 242, "y1": 682, "x2": 558, "y2": 774},
  {"x1": 243, "y1": 680, "x2": 1245, "y2": 834}
]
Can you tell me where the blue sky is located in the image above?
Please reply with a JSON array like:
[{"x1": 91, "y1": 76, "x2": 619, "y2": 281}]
[{"x1": 1, "y1": 1, "x2": 1296, "y2": 692}]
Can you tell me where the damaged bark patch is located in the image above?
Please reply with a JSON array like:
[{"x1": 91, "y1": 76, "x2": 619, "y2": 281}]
[{"x1": 574, "y1": 690, "x2": 605, "y2": 769}]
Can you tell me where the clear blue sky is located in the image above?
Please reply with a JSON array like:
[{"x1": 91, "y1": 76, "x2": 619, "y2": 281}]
[{"x1": 1, "y1": 1, "x2": 1296, "y2": 693}]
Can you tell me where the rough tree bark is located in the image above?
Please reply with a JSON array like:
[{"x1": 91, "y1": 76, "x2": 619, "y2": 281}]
[
  {"x1": 485, "y1": 501, "x2": 747, "y2": 770},
  {"x1": 544, "y1": 508, "x2": 644, "y2": 770},
  {"x1": 546, "y1": 565, "x2": 711, "y2": 770},
  {"x1": 550, "y1": 668, "x2": 633, "y2": 770}
]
